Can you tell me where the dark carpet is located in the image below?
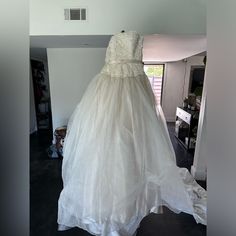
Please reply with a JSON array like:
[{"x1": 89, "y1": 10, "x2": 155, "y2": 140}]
[{"x1": 30, "y1": 123, "x2": 206, "y2": 236}]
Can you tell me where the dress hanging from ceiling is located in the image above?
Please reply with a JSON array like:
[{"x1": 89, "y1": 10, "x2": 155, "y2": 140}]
[{"x1": 57, "y1": 31, "x2": 207, "y2": 236}]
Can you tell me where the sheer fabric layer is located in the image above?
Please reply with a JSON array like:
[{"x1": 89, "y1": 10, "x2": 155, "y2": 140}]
[
  {"x1": 58, "y1": 68, "x2": 206, "y2": 236},
  {"x1": 58, "y1": 31, "x2": 206, "y2": 236}
]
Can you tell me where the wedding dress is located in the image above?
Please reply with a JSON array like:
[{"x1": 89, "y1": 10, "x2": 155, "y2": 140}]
[{"x1": 57, "y1": 31, "x2": 207, "y2": 236}]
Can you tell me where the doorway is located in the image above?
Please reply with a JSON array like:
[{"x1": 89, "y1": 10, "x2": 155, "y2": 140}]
[{"x1": 144, "y1": 64, "x2": 165, "y2": 105}]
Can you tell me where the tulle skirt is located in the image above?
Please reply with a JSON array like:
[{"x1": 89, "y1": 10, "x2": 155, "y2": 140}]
[{"x1": 57, "y1": 63, "x2": 206, "y2": 236}]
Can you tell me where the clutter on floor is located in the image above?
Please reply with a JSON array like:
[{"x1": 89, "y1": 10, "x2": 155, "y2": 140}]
[{"x1": 47, "y1": 126, "x2": 67, "y2": 158}]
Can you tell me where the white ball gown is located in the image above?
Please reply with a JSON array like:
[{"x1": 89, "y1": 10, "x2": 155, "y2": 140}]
[{"x1": 57, "y1": 31, "x2": 207, "y2": 236}]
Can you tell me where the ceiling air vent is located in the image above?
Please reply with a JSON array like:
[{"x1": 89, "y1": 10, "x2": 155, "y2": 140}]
[{"x1": 64, "y1": 8, "x2": 87, "y2": 21}]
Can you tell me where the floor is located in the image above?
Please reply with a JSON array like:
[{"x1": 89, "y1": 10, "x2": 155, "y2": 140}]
[{"x1": 30, "y1": 123, "x2": 206, "y2": 236}]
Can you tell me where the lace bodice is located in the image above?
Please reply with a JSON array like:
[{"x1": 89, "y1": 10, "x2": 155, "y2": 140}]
[{"x1": 105, "y1": 31, "x2": 143, "y2": 63}]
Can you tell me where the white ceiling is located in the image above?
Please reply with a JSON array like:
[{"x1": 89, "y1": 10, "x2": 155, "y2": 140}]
[
  {"x1": 30, "y1": 35, "x2": 112, "y2": 48},
  {"x1": 143, "y1": 34, "x2": 206, "y2": 62},
  {"x1": 30, "y1": 34, "x2": 206, "y2": 62}
]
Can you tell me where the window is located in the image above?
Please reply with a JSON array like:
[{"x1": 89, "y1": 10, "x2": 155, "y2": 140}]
[{"x1": 144, "y1": 65, "x2": 165, "y2": 105}]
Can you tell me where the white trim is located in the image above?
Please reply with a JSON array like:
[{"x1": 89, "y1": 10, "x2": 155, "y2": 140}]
[
  {"x1": 191, "y1": 165, "x2": 207, "y2": 181},
  {"x1": 30, "y1": 127, "x2": 37, "y2": 134},
  {"x1": 192, "y1": 68, "x2": 207, "y2": 181}
]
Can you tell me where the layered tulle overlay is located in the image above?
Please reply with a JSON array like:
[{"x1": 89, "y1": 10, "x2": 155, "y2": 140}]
[{"x1": 57, "y1": 31, "x2": 206, "y2": 236}]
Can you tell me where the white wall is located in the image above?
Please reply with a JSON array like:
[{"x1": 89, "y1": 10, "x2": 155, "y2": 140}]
[
  {"x1": 191, "y1": 78, "x2": 207, "y2": 180},
  {"x1": 207, "y1": 1, "x2": 236, "y2": 233},
  {"x1": 162, "y1": 61, "x2": 186, "y2": 121},
  {"x1": 47, "y1": 47, "x2": 204, "y2": 135},
  {"x1": 161, "y1": 55, "x2": 204, "y2": 121},
  {"x1": 30, "y1": 0, "x2": 206, "y2": 36},
  {"x1": 47, "y1": 48, "x2": 106, "y2": 132}
]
